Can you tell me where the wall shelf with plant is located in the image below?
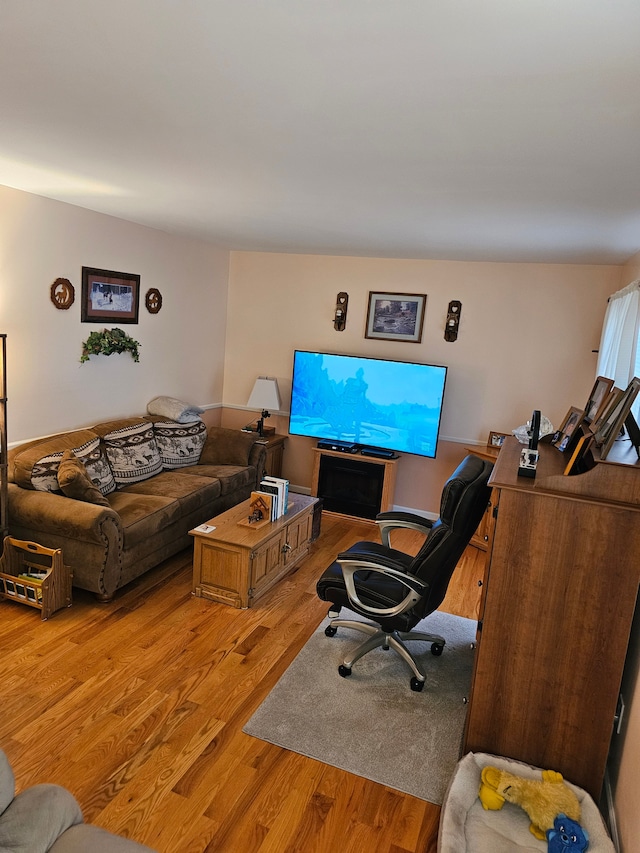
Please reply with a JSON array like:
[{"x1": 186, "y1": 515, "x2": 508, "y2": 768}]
[{"x1": 80, "y1": 328, "x2": 141, "y2": 363}]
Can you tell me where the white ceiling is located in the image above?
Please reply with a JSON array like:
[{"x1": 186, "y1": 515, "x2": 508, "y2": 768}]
[{"x1": 1, "y1": 1, "x2": 640, "y2": 264}]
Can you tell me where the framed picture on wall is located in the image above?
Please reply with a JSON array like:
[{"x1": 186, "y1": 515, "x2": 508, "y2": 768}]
[
  {"x1": 81, "y1": 267, "x2": 140, "y2": 324},
  {"x1": 365, "y1": 292, "x2": 426, "y2": 343}
]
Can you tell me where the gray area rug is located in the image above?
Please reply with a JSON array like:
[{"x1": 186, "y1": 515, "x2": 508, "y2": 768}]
[{"x1": 243, "y1": 609, "x2": 476, "y2": 804}]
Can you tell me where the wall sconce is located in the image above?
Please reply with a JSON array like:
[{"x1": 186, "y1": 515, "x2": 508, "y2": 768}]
[
  {"x1": 444, "y1": 300, "x2": 462, "y2": 342},
  {"x1": 245, "y1": 376, "x2": 281, "y2": 436},
  {"x1": 334, "y1": 292, "x2": 348, "y2": 331}
]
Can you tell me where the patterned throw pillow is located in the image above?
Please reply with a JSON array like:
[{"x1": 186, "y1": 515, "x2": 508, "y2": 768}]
[
  {"x1": 102, "y1": 421, "x2": 162, "y2": 486},
  {"x1": 73, "y1": 437, "x2": 116, "y2": 495},
  {"x1": 29, "y1": 433, "x2": 115, "y2": 495},
  {"x1": 153, "y1": 420, "x2": 207, "y2": 469}
]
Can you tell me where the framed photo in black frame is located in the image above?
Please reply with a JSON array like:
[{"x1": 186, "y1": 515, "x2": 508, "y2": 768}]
[{"x1": 81, "y1": 267, "x2": 140, "y2": 324}]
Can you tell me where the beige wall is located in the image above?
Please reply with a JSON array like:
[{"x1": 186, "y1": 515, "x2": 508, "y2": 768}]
[
  {"x1": 0, "y1": 185, "x2": 230, "y2": 444},
  {"x1": 222, "y1": 250, "x2": 618, "y2": 511},
  {"x1": 2, "y1": 183, "x2": 637, "y2": 848}
]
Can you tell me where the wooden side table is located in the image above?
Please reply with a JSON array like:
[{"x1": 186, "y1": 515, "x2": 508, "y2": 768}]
[{"x1": 190, "y1": 493, "x2": 317, "y2": 608}]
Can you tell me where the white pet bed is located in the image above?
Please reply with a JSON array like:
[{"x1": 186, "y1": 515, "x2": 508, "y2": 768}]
[{"x1": 438, "y1": 752, "x2": 615, "y2": 852}]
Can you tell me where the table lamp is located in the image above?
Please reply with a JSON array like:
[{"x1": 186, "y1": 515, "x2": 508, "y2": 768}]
[{"x1": 245, "y1": 376, "x2": 281, "y2": 436}]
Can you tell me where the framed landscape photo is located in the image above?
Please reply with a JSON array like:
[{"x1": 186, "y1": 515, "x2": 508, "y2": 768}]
[
  {"x1": 583, "y1": 376, "x2": 614, "y2": 425},
  {"x1": 81, "y1": 267, "x2": 140, "y2": 324},
  {"x1": 365, "y1": 292, "x2": 426, "y2": 343}
]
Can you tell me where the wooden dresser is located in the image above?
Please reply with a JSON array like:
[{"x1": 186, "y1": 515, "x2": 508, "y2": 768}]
[{"x1": 463, "y1": 436, "x2": 640, "y2": 801}]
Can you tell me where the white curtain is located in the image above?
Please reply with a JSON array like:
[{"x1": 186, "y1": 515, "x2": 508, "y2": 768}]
[{"x1": 596, "y1": 280, "x2": 640, "y2": 389}]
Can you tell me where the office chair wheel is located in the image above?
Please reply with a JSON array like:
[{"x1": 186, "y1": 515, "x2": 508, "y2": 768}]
[
  {"x1": 410, "y1": 677, "x2": 425, "y2": 692},
  {"x1": 325, "y1": 625, "x2": 338, "y2": 637},
  {"x1": 431, "y1": 643, "x2": 444, "y2": 656},
  {"x1": 338, "y1": 664, "x2": 352, "y2": 678}
]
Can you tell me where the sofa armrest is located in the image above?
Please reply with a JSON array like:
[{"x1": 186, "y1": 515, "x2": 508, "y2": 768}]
[
  {"x1": 7, "y1": 484, "x2": 124, "y2": 598},
  {"x1": 8, "y1": 483, "x2": 121, "y2": 544},
  {"x1": 0, "y1": 783, "x2": 83, "y2": 853},
  {"x1": 248, "y1": 442, "x2": 268, "y2": 486}
]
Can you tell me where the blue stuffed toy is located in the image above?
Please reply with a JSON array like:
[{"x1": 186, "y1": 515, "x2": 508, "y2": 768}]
[{"x1": 547, "y1": 813, "x2": 589, "y2": 852}]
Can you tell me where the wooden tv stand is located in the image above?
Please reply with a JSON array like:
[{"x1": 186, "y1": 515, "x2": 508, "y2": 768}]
[
  {"x1": 463, "y1": 437, "x2": 640, "y2": 800},
  {"x1": 311, "y1": 447, "x2": 397, "y2": 520}
]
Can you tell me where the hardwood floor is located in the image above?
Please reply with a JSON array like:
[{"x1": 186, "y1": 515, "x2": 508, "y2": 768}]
[{"x1": 0, "y1": 514, "x2": 483, "y2": 852}]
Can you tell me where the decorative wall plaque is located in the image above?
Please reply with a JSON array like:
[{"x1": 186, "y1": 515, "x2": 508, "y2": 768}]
[
  {"x1": 145, "y1": 288, "x2": 163, "y2": 314},
  {"x1": 50, "y1": 278, "x2": 75, "y2": 310}
]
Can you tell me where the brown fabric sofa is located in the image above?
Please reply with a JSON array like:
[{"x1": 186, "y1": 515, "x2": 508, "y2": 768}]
[{"x1": 7, "y1": 418, "x2": 266, "y2": 601}]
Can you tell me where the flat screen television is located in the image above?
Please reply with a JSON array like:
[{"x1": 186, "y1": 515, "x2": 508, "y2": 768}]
[{"x1": 289, "y1": 350, "x2": 447, "y2": 458}]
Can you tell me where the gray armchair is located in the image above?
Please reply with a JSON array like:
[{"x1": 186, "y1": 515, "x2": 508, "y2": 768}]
[{"x1": 0, "y1": 749, "x2": 156, "y2": 852}]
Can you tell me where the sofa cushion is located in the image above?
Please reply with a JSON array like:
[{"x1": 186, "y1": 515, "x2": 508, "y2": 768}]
[
  {"x1": 180, "y1": 463, "x2": 256, "y2": 496},
  {"x1": 118, "y1": 470, "x2": 222, "y2": 515},
  {"x1": 199, "y1": 428, "x2": 256, "y2": 466},
  {"x1": 57, "y1": 451, "x2": 110, "y2": 507},
  {"x1": 10, "y1": 429, "x2": 105, "y2": 493},
  {"x1": 152, "y1": 420, "x2": 207, "y2": 469},
  {"x1": 106, "y1": 492, "x2": 184, "y2": 548},
  {"x1": 101, "y1": 421, "x2": 162, "y2": 487}
]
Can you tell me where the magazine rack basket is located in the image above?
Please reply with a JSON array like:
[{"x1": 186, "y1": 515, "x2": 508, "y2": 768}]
[{"x1": 0, "y1": 536, "x2": 72, "y2": 620}]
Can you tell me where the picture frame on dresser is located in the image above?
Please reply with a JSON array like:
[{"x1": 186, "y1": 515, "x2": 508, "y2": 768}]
[
  {"x1": 488, "y1": 431, "x2": 508, "y2": 448},
  {"x1": 595, "y1": 377, "x2": 640, "y2": 459},
  {"x1": 583, "y1": 375, "x2": 614, "y2": 425},
  {"x1": 553, "y1": 406, "x2": 583, "y2": 452}
]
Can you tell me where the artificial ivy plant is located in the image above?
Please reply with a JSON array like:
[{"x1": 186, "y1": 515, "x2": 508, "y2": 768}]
[{"x1": 80, "y1": 327, "x2": 141, "y2": 363}]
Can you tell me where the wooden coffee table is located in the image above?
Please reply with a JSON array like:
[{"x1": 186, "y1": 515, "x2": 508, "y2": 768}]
[{"x1": 190, "y1": 493, "x2": 318, "y2": 608}]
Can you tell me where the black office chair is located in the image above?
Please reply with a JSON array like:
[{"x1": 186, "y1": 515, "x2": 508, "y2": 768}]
[{"x1": 316, "y1": 454, "x2": 493, "y2": 691}]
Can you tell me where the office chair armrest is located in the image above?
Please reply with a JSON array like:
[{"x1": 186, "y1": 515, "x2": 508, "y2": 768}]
[
  {"x1": 375, "y1": 511, "x2": 434, "y2": 547},
  {"x1": 336, "y1": 554, "x2": 428, "y2": 618}
]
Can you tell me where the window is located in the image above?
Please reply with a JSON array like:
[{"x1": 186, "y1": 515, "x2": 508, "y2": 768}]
[{"x1": 596, "y1": 281, "x2": 640, "y2": 421}]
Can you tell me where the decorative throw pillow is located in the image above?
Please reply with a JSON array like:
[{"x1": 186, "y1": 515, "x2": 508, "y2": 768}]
[
  {"x1": 23, "y1": 429, "x2": 113, "y2": 493},
  {"x1": 57, "y1": 450, "x2": 110, "y2": 506},
  {"x1": 153, "y1": 420, "x2": 207, "y2": 469},
  {"x1": 72, "y1": 437, "x2": 117, "y2": 495},
  {"x1": 102, "y1": 421, "x2": 162, "y2": 486}
]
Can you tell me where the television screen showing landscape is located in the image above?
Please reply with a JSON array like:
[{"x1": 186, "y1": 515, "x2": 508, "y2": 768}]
[{"x1": 289, "y1": 351, "x2": 447, "y2": 458}]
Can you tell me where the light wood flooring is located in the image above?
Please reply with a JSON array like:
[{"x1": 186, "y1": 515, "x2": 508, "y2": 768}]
[{"x1": 0, "y1": 513, "x2": 485, "y2": 852}]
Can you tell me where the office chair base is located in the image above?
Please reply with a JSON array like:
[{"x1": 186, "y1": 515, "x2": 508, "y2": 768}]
[{"x1": 326, "y1": 617, "x2": 445, "y2": 691}]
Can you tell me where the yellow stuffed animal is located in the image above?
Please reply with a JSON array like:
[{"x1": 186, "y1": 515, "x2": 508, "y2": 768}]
[{"x1": 478, "y1": 765, "x2": 581, "y2": 841}]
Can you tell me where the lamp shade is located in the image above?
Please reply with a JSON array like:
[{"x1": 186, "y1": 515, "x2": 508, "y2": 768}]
[{"x1": 247, "y1": 376, "x2": 281, "y2": 411}]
